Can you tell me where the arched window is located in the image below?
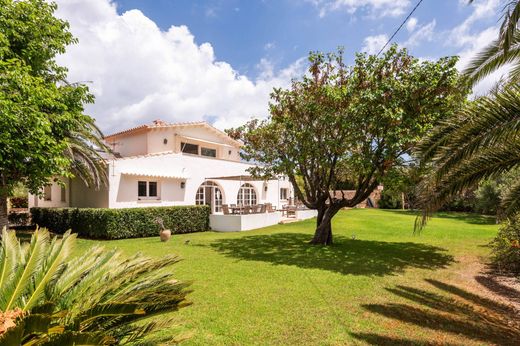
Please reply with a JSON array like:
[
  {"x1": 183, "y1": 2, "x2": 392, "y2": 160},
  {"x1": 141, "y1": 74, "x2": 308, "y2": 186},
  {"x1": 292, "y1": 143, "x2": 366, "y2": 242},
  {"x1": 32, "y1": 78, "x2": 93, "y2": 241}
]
[
  {"x1": 237, "y1": 183, "x2": 257, "y2": 206},
  {"x1": 195, "y1": 181, "x2": 223, "y2": 213}
]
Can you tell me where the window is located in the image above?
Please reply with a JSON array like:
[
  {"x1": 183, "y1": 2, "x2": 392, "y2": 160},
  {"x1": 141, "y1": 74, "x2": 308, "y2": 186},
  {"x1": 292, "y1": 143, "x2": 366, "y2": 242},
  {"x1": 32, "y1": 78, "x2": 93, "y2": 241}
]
[
  {"x1": 181, "y1": 142, "x2": 198, "y2": 155},
  {"x1": 138, "y1": 181, "x2": 147, "y2": 197},
  {"x1": 195, "y1": 181, "x2": 223, "y2": 213},
  {"x1": 237, "y1": 183, "x2": 257, "y2": 206},
  {"x1": 148, "y1": 182, "x2": 157, "y2": 197},
  {"x1": 280, "y1": 188, "x2": 289, "y2": 200},
  {"x1": 43, "y1": 185, "x2": 52, "y2": 201},
  {"x1": 195, "y1": 186, "x2": 205, "y2": 205},
  {"x1": 201, "y1": 147, "x2": 217, "y2": 158},
  {"x1": 138, "y1": 181, "x2": 158, "y2": 199},
  {"x1": 60, "y1": 186, "x2": 66, "y2": 202}
]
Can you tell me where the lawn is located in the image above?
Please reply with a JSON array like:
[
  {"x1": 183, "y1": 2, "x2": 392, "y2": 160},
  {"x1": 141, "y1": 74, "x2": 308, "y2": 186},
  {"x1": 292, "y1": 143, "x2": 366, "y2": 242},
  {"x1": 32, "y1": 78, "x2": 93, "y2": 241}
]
[{"x1": 75, "y1": 209, "x2": 516, "y2": 345}]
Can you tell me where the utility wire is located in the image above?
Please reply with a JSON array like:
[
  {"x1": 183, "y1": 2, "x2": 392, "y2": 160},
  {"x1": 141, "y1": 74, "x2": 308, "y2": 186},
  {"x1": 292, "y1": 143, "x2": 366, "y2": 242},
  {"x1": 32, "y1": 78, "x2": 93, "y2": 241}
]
[{"x1": 376, "y1": 0, "x2": 426, "y2": 57}]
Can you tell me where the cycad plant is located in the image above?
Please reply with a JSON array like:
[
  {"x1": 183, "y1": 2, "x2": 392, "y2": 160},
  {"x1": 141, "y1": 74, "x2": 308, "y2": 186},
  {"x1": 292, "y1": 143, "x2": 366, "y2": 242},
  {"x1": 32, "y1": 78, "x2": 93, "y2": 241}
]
[{"x1": 0, "y1": 228, "x2": 190, "y2": 345}]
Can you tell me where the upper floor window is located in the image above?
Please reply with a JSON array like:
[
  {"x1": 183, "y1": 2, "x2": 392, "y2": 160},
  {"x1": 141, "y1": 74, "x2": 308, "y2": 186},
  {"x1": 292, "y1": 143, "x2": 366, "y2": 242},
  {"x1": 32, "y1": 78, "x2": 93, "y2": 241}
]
[
  {"x1": 201, "y1": 147, "x2": 216, "y2": 158},
  {"x1": 138, "y1": 181, "x2": 158, "y2": 199},
  {"x1": 181, "y1": 142, "x2": 198, "y2": 155}
]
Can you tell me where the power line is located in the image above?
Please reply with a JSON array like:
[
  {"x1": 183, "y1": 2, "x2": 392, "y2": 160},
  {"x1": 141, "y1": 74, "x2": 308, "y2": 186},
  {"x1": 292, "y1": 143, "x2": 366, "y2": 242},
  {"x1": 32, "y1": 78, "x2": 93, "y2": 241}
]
[{"x1": 376, "y1": 0, "x2": 426, "y2": 57}]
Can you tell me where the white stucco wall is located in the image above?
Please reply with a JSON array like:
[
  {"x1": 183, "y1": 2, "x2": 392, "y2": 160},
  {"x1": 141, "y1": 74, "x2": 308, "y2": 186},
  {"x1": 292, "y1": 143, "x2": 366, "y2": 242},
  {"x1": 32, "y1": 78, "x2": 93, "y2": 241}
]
[
  {"x1": 69, "y1": 179, "x2": 109, "y2": 208},
  {"x1": 29, "y1": 178, "x2": 69, "y2": 208},
  {"x1": 109, "y1": 131, "x2": 148, "y2": 157},
  {"x1": 209, "y1": 212, "x2": 283, "y2": 232},
  {"x1": 106, "y1": 152, "x2": 293, "y2": 210}
]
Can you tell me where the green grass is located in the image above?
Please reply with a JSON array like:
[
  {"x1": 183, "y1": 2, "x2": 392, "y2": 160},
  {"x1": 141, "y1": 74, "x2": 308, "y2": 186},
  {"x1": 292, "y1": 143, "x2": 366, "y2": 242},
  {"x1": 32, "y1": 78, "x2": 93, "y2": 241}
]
[{"x1": 75, "y1": 209, "x2": 514, "y2": 345}]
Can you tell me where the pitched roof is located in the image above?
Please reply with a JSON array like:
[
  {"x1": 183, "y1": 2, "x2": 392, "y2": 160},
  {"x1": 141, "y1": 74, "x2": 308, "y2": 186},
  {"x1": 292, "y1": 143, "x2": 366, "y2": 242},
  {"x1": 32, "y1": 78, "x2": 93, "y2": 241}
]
[{"x1": 104, "y1": 120, "x2": 242, "y2": 147}]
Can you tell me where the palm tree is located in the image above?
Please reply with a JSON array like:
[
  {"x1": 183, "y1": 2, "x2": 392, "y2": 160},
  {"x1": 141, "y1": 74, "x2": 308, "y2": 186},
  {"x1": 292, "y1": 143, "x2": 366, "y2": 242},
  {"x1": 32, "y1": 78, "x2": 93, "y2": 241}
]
[
  {"x1": 0, "y1": 228, "x2": 190, "y2": 345},
  {"x1": 464, "y1": 0, "x2": 520, "y2": 84},
  {"x1": 416, "y1": 1, "x2": 520, "y2": 227},
  {"x1": 64, "y1": 116, "x2": 110, "y2": 190}
]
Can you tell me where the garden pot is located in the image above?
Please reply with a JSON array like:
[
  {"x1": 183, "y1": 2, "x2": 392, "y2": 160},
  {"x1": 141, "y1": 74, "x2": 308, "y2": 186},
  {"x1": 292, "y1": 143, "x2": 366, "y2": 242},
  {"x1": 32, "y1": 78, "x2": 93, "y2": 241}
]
[{"x1": 160, "y1": 229, "x2": 171, "y2": 242}]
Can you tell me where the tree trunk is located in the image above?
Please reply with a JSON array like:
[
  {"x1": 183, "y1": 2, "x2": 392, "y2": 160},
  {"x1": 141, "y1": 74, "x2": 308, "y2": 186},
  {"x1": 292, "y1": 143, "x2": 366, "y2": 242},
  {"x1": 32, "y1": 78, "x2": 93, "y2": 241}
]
[
  {"x1": 310, "y1": 214, "x2": 333, "y2": 245},
  {"x1": 310, "y1": 203, "x2": 338, "y2": 245},
  {"x1": 0, "y1": 193, "x2": 8, "y2": 230}
]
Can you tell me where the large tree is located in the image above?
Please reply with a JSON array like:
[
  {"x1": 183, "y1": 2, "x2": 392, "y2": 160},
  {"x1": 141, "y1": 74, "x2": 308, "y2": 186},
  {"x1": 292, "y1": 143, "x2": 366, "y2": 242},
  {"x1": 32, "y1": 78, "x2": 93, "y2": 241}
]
[
  {"x1": 0, "y1": 0, "x2": 108, "y2": 228},
  {"x1": 228, "y1": 46, "x2": 467, "y2": 245}
]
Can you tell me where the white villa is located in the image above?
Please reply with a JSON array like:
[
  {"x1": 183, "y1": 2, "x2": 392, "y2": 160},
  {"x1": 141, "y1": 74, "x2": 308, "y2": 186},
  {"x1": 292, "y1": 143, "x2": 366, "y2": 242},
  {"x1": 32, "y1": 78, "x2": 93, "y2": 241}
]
[{"x1": 29, "y1": 120, "x2": 316, "y2": 231}]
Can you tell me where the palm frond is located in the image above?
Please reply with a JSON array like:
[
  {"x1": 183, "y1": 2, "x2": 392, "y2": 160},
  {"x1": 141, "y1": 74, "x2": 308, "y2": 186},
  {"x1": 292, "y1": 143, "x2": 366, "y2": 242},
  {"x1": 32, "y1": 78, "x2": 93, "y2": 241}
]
[
  {"x1": 416, "y1": 83, "x2": 520, "y2": 229},
  {"x1": 462, "y1": 31, "x2": 520, "y2": 86},
  {"x1": 64, "y1": 117, "x2": 111, "y2": 190}
]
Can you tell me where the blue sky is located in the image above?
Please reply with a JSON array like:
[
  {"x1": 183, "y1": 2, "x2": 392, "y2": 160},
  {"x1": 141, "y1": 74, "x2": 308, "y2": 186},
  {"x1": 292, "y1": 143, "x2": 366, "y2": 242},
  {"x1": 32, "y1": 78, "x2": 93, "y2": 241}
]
[
  {"x1": 54, "y1": 0, "x2": 505, "y2": 133},
  {"x1": 114, "y1": 0, "x2": 493, "y2": 78}
]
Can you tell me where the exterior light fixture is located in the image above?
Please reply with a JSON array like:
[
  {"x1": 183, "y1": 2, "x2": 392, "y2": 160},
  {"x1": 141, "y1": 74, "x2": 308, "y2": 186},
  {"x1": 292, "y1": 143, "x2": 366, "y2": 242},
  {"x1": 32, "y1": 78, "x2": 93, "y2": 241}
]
[
  {"x1": 180, "y1": 182, "x2": 185, "y2": 189},
  {"x1": 163, "y1": 138, "x2": 168, "y2": 145}
]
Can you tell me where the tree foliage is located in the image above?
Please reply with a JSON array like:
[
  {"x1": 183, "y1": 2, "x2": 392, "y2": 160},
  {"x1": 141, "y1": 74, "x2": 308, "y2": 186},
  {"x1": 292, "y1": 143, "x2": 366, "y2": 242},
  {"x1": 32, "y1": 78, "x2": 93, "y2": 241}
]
[
  {"x1": 229, "y1": 46, "x2": 467, "y2": 245},
  {"x1": 0, "y1": 0, "x2": 109, "y2": 228}
]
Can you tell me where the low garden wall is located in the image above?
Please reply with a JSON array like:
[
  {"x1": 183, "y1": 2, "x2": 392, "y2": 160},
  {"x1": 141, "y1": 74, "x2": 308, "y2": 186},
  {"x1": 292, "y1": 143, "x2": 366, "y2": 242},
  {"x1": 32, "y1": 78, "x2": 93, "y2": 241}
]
[{"x1": 30, "y1": 205, "x2": 210, "y2": 239}]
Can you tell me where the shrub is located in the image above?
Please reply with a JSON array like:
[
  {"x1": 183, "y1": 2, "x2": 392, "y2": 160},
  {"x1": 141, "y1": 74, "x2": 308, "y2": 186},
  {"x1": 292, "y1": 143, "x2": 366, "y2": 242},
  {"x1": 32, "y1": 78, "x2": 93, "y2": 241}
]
[
  {"x1": 9, "y1": 196, "x2": 28, "y2": 209},
  {"x1": 490, "y1": 216, "x2": 520, "y2": 274},
  {"x1": 474, "y1": 180, "x2": 501, "y2": 215},
  {"x1": 378, "y1": 191, "x2": 402, "y2": 209},
  {"x1": 30, "y1": 205, "x2": 210, "y2": 239},
  {"x1": 7, "y1": 211, "x2": 30, "y2": 226}
]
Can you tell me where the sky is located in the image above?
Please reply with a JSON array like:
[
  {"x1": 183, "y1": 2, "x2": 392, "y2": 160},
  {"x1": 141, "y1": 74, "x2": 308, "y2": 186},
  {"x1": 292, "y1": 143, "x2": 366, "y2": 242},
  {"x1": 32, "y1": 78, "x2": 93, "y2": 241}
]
[{"x1": 53, "y1": 0, "x2": 507, "y2": 134}]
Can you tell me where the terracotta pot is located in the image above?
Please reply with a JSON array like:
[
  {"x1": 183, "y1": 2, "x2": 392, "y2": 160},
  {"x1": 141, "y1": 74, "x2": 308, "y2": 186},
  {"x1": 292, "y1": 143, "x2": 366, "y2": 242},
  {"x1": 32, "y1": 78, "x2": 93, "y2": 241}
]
[{"x1": 160, "y1": 229, "x2": 171, "y2": 242}]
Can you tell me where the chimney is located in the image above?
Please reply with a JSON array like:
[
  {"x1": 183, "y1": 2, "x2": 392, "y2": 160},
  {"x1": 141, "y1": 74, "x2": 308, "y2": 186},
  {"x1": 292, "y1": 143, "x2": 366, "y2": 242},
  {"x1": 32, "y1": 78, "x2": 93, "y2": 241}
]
[{"x1": 153, "y1": 119, "x2": 166, "y2": 126}]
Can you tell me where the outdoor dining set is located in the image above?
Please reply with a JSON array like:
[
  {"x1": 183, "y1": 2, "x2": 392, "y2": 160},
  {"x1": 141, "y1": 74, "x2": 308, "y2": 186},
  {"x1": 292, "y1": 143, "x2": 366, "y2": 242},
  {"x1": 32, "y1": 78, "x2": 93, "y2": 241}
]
[{"x1": 222, "y1": 203, "x2": 298, "y2": 217}]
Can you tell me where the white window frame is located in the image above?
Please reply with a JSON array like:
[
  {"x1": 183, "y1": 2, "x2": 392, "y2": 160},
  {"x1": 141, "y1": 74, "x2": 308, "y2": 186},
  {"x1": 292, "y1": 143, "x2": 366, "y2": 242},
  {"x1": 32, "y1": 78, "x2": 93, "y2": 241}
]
[
  {"x1": 237, "y1": 183, "x2": 257, "y2": 206},
  {"x1": 138, "y1": 181, "x2": 160, "y2": 200}
]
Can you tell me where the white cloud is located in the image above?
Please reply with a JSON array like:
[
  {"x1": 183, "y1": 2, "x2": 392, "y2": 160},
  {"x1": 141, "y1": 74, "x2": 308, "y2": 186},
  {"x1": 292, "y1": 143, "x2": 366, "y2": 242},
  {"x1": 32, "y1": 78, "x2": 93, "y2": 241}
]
[
  {"x1": 406, "y1": 17, "x2": 418, "y2": 32},
  {"x1": 447, "y1": 0, "x2": 500, "y2": 47},
  {"x1": 361, "y1": 34, "x2": 388, "y2": 54},
  {"x1": 264, "y1": 42, "x2": 276, "y2": 50},
  {"x1": 309, "y1": 0, "x2": 410, "y2": 18},
  {"x1": 444, "y1": 0, "x2": 508, "y2": 96},
  {"x1": 53, "y1": 0, "x2": 306, "y2": 133},
  {"x1": 401, "y1": 20, "x2": 436, "y2": 47}
]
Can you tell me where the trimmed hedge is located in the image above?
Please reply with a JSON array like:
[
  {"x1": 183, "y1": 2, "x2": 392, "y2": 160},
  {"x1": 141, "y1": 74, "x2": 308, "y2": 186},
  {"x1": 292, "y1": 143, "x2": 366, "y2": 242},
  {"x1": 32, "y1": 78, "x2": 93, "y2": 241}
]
[{"x1": 30, "y1": 205, "x2": 210, "y2": 239}]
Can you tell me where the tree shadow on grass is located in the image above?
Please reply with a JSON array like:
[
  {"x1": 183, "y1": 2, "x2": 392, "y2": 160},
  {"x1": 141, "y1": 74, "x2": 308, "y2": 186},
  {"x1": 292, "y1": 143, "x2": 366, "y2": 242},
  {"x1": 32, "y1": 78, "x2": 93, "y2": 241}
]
[
  {"x1": 353, "y1": 279, "x2": 520, "y2": 345},
  {"x1": 205, "y1": 233, "x2": 453, "y2": 276}
]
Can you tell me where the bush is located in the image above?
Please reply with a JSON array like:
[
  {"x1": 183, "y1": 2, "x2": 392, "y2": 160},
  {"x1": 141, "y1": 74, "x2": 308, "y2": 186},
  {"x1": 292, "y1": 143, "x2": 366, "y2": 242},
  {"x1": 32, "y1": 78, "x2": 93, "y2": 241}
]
[
  {"x1": 378, "y1": 191, "x2": 402, "y2": 209},
  {"x1": 474, "y1": 180, "x2": 501, "y2": 215},
  {"x1": 490, "y1": 216, "x2": 520, "y2": 274},
  {"x1": 7, "y1": 211, "x2": 30, "y2": 226},
  {"x1": 31, "y1": 205, "x2": 210, "y2": 239},
  {"x1": 9, "y1": 196, "x2": 28, "y2": 209}
]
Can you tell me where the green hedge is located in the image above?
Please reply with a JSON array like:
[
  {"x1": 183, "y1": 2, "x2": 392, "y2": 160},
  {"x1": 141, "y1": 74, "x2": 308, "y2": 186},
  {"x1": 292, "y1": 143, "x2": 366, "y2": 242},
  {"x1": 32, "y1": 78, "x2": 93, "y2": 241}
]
[{"x1": 30, "y1": 206, "x2": 210, "y2": 239}]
